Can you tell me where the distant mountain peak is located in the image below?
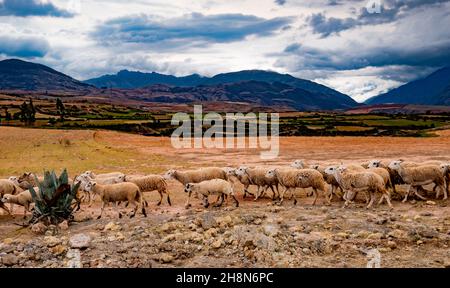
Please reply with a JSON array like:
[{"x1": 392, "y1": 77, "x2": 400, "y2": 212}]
[
  {"x1": 0, "y1": 58, "x2": 92, "y2": 91},
  {"x1": 366, "y1": 66, "x2": 450, "y2": 106}
]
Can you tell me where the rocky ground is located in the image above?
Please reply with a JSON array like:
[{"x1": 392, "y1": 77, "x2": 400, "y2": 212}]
[{"x1": 1, "y1": 195, "x2": 449, "y2": 268}]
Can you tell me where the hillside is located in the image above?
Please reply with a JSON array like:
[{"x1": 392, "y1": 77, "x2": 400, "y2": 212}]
[
  {"x1": 0, "y1": 59, "x2": 358, "y2": 111},
  {"x1": 0, "y1": 59, "x2": 92, "y2": 92},
  {"x1": 366, "y1": 67, "x2": 450, "y2": 105}
]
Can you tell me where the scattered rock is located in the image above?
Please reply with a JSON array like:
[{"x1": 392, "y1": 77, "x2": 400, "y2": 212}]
[
  {"x1": 2, "y1": 238, "x2": 14, "y2": 245},
  {"x1": 69, "y1": 234, "x2": 92, "y2": 249},
  {"x1": 66, "y1": 249, "x2": 82, "y2": 268},
  {"x1": 58, "y1": 220, "x2": 69, "y2": 231},
  {"x1": 367, "y1": 232, "x2": 383, "y2": 240},
  {"x1": 1, "y1": 254, "x2": 18, "y2": 266},
  {"x1": 217, "y1": 215, "x2": 233, "y2": 228},
  {"x1": 104, "y1": 222, "x2": 121, "y2": 232},
  {"x1": 44, "y1": 236, "x2": 61, "y2": 248},
  {"x1": 263, "y1": 224, "x2": 279, "y2": 237},
  {"x1": 159, "y1": 253, "x2": 173, "y2": 263},
  {"x1": 388, "y1": 229, "x2": 408, "y2": 239},
  {"x1": 356, "y1": 230, "x2": 371, "y2": 239},
  {"x1": 416, "y1": 226, "x2": 439, "y2": 239},
  {"x1": 375, "y1": 218, "x2": 388, "y2": 225},
  {"x1": 51, "y1": 245, "x2": 67, "y2": 256},
  {"x1": 212, "y1": 239, "x2": 223, "y2": 249},
  {"x1": 426, "y1": 201, "x2": 436, "y2": 205},
  {"x1": 387, "y1": 241, "x2": 397, "y2": 249},
  {"x1": 200, "y1": 212, "x2": 217, "y2": 230},
  {"x1": 31, "y1": 223, "x2": 47, "y2": 235}
]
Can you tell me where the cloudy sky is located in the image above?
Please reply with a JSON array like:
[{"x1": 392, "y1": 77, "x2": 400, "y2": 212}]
[{"x1": 1, "y1": 0, "x2": 449, "y2": 102}]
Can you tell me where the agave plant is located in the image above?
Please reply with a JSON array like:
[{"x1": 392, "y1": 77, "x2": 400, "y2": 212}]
[{"x1": 28, "y1": 169, "x2": 80, "y2": 226}]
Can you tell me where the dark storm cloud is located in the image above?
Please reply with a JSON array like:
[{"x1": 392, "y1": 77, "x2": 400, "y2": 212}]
[
  {"x1": 92, "y1": 13, "x2": 293, "y2": 48},
  {"x1": 308, "y1": 0, "x2": 450, "y2": 37},
  {"x1": 0, "y1": 35, "x2": 50, "y2": 57},
  {"x1": 275, "y1": 0, "x2": 286, "y2": 5},
  {"x1": 0, "y1": 0, "x2": 73, "y2": 17}
]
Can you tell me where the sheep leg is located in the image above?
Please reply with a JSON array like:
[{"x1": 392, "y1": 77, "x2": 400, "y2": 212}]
[
  {"x1": 129, "y1": 200, "x2": 138, "y2": 219},
  {"x1": 202, "y1": 196, "x2": 210, "y2": 208},
  {"x1": 384, "y1": 193, "x2": 393, "y2": 210},
  {"x1": 243, "y1": 184, "x2": 250, "y2": 199},
  {"x1": 366, "y1": 192, "x2": 376, "y2": 210},
  {"x1": 157, "y1": 191, "x2": 163, "y2": 206},
  {"x1": 327, "y1": 185, "x2": 334, "y2": 203},
  {"x1": 279, "y1": 187, "x2": 291, "y2": 204},
  {"x1": 97, "y1": 202, "x2": 106, "y2": 219},
  {"x1": 254, "y1": 186, "x2": 262, "y2": 201},
  {"x1": 413, "y1": 186, "x2": 427, "y2": 200},
  {"x1": 402, "y1": 185, "x2": 411, "y2": 203},
  {"x1": 273, "y1": 185, "x2": 280, "y2": 200},
  {"x1": 9, "y1": 203, "x2": 14, "y2": 215},
  {"x1": 167, "y1": 193, "x2": 172, "y2": 206},
  {"x1": 185, "y1": 191, "x2": 192, "y2": 209},
  {"x1": 312, "y1": 188, "x2": 318, "y2": 206},
  {"x1": 113, "y1": 202, "x2": 122, "y2": 219},
  {"x1": 213, "y1": 194, "x2": 225, "y2": 207}
]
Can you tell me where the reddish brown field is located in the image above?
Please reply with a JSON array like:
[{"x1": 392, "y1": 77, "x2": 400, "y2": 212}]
[{"x1": 0, "y1": 127, "x2": 449, "y2": 268}]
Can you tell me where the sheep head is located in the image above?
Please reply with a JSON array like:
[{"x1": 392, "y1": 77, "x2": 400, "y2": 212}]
[
  {"x1": 291, "y1": 160, "x2": 304, "y2": 169},
  {"x1": 84, "y1": 181, "x2": 97, "y2": 193},
  {"x1": 368, "y1": 160, "x2": 381, "y2": 168},
  {"x1": 1, "y1": 194, "x2": 12, "y2": 203},
  {"x1": 164, "y1": 170, "x2": 176, "y2": 180},
  {"x1": 235, "y1": 167, "x2": 248, "y2": 176},
  {"x1": 324, "y1": 166, "x2": 338, "y2": 175},
  {"x1": 223, "y1": 167, "x2": 236, "y2": 176},
  {"x1": 184, "y1": 183, "x2": 194, "y2": 194},
  {"x1": 265, "y1": 169, "x2": 277, "y2": 178},
  {"x1": 388, "y1": 160, "x2": 403, "y2": 171},
  {"x1": 310, "y1": 164, "x2": 320, "y2": 170}
]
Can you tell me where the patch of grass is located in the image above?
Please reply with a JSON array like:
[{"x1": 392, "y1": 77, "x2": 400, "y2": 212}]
[{"x1": 0, "y1": 128, "x2": 167, "y2": 177}]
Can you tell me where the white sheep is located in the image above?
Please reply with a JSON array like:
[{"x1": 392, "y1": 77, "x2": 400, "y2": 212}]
[
  {"x1": 81, "y1": 171, "x2": 125, "y2": 179},
  {"x1": 1, "y1": 189, "x2": 34, "y2": 218},
  {"x1": 325, "y1": 166, "x2": 393, "y2": 210},
  {"x1": 266, "y1": 168, "x2": 327, "y2": 205},
  {"x1": 164, "y1": 167, "x2": 228, "y2": 208},
  {"x1": 0, "y1": 179, "x2": 23, "y2": 214},
  {"x1": 164, "y1": 167, "x2": 228, "y2": 185},
  {"x1": 388, "y1": 160, "x2": 446, "y2": 202},
  {"x1": 77, "y1": 174, "x2": 126, "y2": 206},
  {"x1": 439, "y1": 163, "x2": 450, "y2": 197},
  {"x1": 235, "y1": 166, "x2": 279, "y2": 200},
  {"x1": 310, "y1": 164, "x2": 343, "y2": 202},
  {"x1": 184, "y1": 179, "x2": 239, "y2": 208},
  {"x1": 125, "y1": 175, "x2": 171, "y2": 206},
  {"x1": 84, "y1": 182, "x2": 147, "y2": 219},
  {"x1": 291, "y1": 160, "x2": 305, "y2": 169}
]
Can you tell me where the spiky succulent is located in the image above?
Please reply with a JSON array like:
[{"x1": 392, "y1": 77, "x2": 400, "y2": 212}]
[{"x1": 28, "y1": 169, "x2": 80, "y2": 225}]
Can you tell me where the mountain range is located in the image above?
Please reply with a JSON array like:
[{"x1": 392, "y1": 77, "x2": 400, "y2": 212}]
[
  {"x1": 366, "y1": 66, "x2": 450, "y2": 106},
  {"x1": 0, "y1": 59, "x2": 358, "y2": 110},
  {"x1": 1, "y1": 58, "x2": 449, "y2": 110}
]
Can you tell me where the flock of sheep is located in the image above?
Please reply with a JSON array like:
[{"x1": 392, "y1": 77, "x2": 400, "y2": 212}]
[{"x1": 0, "y1": 159, "x2": 449, "y2": 220}]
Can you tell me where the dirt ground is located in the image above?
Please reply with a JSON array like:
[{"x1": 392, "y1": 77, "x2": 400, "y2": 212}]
[{"x1": 0, "y1": 127, "x2": 449, "y2": 268}]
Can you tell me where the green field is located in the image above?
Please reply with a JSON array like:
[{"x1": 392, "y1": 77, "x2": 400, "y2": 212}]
[{"x1": 1, "y1": 100, "x2": 450, "y2": 137}]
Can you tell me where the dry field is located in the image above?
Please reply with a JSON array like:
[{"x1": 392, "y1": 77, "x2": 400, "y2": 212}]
[{"x1": 0, "y1": 126, "x2": 449, "y2": 268}]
